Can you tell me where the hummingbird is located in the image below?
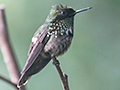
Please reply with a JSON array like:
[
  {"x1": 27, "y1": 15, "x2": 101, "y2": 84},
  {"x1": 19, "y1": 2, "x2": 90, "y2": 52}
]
[{"x1": 17, "y1": 4, "x2": 91, "y2": 88}]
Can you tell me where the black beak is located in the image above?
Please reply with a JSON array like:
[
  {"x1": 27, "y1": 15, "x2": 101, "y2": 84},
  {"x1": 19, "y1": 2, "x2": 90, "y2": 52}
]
[{"x1": 70, "y1": 7, "x2": 92, "y2": 16}]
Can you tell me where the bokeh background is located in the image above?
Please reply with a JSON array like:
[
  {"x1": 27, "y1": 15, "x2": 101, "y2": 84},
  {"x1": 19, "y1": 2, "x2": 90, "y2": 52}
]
[{"x1": 0, "y1": 0, "x2": 120, "y2": 90}]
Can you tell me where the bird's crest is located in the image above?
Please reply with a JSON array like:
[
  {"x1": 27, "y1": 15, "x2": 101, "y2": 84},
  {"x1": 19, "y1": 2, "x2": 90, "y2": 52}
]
[{"x1": 46, "y1": 4, "x2": 72, "y2": 22}]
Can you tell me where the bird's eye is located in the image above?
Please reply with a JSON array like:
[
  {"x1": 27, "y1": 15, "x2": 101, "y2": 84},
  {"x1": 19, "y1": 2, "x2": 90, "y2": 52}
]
[{"x1": 61, "y1": 11, "x2": 66, "y2": 15}]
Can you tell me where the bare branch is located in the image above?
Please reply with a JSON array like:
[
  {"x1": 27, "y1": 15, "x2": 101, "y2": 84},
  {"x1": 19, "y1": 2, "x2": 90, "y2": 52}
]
[
  {"x1": 0, "y1": 4, "x2": 20, "y2": 84},
  {"x1": 0, "y1": 75, "x2": 18, "y2": 89},
  {"x1": 0, "y1": 5, "x2": 26, "y2": 90},
  {"x1": 52, "y1": 56, "x2": 69, "y2": 90}
]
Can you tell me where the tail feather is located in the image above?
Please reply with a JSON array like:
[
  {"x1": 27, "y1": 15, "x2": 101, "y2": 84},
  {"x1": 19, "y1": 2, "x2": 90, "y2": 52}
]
[
  {"x1": 17, "y1": 73, "x2": 30, "y2": 88},
  {"x1": 17, "y1": 53, "x2": 51, "y2": 88}
]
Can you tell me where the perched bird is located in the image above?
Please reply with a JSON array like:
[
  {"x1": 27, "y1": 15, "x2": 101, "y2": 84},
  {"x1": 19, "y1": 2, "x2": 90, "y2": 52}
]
[{"x1": 17, "y1": 4, "x2": 91, "y2": 88}]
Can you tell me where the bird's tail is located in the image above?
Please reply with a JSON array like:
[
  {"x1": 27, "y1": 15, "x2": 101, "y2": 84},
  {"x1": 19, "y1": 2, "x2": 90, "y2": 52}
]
[
  {"x1": 17, "y1": 53, "x2": 51, "y2": 88},
  {"x1": 17, "y1": 73, "x2": 31, "y2": 88}
]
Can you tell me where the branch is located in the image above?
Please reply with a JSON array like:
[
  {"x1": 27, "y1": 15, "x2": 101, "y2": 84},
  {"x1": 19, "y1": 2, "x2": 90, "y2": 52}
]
[
  {"x1": 0, "y1": 4, "x2": 20, "y2": 84},
  {"x1": 0, "y1": 75, "x2": 17, "y2": 88},
  {"x1": 52, "y1": 56, "x2": 69, "y2": 90},
  {"x1": 0, "y1": 5, "x2": 25, "y2": 90}
]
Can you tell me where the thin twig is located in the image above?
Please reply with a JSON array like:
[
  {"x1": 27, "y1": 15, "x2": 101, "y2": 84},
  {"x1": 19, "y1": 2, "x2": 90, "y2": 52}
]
[
  {"x1": 52, "y1": 56, "x2": 69, "y2": 90},
  {"x1": 0, "y1": 4, "x2": 20, "y2": 84},
  {"x1": 0, "y1": 5, "x2": 25, "y2": 90},
  {"x1": 0, "y1": 75, "x2": 17, "y2": 88}
]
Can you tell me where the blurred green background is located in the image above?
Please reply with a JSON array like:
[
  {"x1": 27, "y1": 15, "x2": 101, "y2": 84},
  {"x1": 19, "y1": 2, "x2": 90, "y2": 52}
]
[{"x1": 0, "y1": 0, "x2": 120, "y2": 90}]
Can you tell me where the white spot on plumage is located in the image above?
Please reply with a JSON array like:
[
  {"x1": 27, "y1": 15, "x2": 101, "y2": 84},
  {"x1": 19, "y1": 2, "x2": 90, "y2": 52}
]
[
  {"x1": 57, "y1": 27, "x2": 59, "y2": 30},
  {"x1": 56, "y1": 23, "x2": 58, "y2": 26},
  {"x1": 53, "y1": 26, "x2": 56, "y2": 29},
  {"x1": 61, "y1": 32, "x2": 63, "y2": 35},
  {"x1": 63, "y1": 26, "x2": 65, "y2": 29},
  {"x1": 53, "y1": 23, "x2": 55, "y2": 25},
  {"x1": 61, "y1": 30, "x2": 64, "y2": 32},
  {"x1": 59, "y1": 25, "x2": 62, "y2": 28},
  {"x1": 49, "y1": 27, "x2": 53, "y2": 30},
  {"x1": 55, "y1": 31, "x2": 57, "y2": 35},
  {"x1": 50, "y1": 23, "x2": 53, "y2": 26},
  {"x1": 32, "y1": 37, "x2": 38, "y2": 44},
  {"x1": 52, "y1": 31, "x2": 55, "y2": 34},
  {"x1": 66, "y1": 30, "x2": 69, "y2": 35},
  {"x1": 48, "y1": 31, "x2": 51, "y2": 35},
  {"x1": 47, "y1": 34, "x2": 50, "y2": 37},
  {"x1": 69, "y1": 27, "x2": 73, "y2": 34}
]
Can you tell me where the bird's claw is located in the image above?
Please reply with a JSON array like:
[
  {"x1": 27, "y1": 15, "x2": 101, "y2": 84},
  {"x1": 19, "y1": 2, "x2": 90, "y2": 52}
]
[{"x1": 52, "y1": 60, "x2": 60, "y2": 66}]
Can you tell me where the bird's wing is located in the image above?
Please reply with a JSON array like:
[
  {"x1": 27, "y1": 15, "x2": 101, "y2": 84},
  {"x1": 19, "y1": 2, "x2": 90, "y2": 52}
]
[{"x1": 21, "y1": 30, "x2": 50, "y2": 74}]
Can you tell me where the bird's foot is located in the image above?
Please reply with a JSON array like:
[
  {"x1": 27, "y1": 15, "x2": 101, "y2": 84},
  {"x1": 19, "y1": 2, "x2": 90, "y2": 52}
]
[{"x1": 52, "y1": 60, "x2": 60, "y2": 66}]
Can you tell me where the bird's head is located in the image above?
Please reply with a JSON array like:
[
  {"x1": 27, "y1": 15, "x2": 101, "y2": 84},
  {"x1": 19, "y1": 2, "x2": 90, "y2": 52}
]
[{"x1": 46, "y1": 4, "x2": 92, "y2": 23}]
